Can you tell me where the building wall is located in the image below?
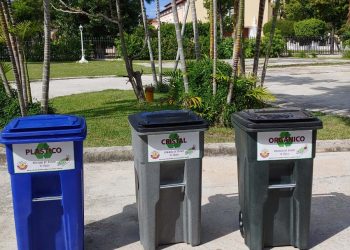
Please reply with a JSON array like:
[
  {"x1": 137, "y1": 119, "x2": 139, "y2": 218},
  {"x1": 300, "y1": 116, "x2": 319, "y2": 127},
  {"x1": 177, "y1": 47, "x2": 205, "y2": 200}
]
[
  {"x1": 245, "y1": 0, "x2": 272, "y2": 30},
  {"x1": 160, "y1": 0, "x2": 208, "y2": 24}
]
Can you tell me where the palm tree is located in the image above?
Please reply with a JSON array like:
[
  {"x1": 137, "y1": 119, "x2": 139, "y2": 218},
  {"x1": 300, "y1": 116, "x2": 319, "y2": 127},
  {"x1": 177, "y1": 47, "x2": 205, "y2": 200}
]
[
  {"x1": 140, "y1": 0, "x2": 158, "y2": 86},
  {"x1": 227, "y1": 0, "x2": 244, "y2": 104},
  {"x1": 261, "y1": 0, "x2": 280, "y2": 86},
  {"x1": 0, "y1": 63, "x2": 11, "y2": 96},
  {"x1": 209, "y1": 0, "x2": 214, "y2": 58},
  {"x1": 171, "y1": 0, "x2": 189, "y2": 93},
  {"x1": 213, "y1": 0, "x2": 218, "y2": 95},
  {"x1": 190, "y1": 0, "x2": 200, "y2": 59},
  {"x1": 0, "y1": 1, "x2": 26, "y2": 116},
  {"x1": 156, "y1": 0, "x2": 162, "y2": 84},
  {"x1": 41, "y1": 0, "x2": 51, "y2": 114},
  {"x1": 252, "y1": 0, "x2": 266, "y2": 77}
]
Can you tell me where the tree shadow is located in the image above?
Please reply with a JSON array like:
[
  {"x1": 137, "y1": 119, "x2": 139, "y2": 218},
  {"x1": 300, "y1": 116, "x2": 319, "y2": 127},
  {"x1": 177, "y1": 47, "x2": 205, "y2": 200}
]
[
  {"x1": 201, "y1": 193, "x2": 240, "y2": 243},
  {"x1": 84, "y1": 203, "x2": 139, "y2": 250},
  {"x1": 309, "y1": 192, "x2": 350, "y2": 248}
]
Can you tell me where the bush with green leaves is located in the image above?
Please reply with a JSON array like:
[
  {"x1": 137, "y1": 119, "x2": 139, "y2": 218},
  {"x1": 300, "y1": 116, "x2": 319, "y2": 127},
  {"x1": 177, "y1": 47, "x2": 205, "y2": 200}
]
[
  {"x1": 261, "y1": 30, "x2": 286, "y2": 57},
  {"x1": 0, "y1": 84, "x2": 54, "y2": 128},
  {"x1": 165, "y1": 59, "x2": 275, "y2": 126},
  {"x1": 263, "y1": 20, "x2": 296, "y2": 37},
  {"x1": 294, "y1": 18, "x2": 327, "y2": 38}
]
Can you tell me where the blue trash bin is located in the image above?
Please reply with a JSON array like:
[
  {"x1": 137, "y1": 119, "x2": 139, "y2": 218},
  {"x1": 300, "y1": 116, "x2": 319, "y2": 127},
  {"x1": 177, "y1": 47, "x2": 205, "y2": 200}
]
[{"x1": 0, "y1": 115, "x2": 87, "y2": 250}]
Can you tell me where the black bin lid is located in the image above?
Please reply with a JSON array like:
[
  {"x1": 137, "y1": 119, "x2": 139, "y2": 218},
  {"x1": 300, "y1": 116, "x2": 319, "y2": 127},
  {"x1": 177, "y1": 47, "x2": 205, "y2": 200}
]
[
  {"x1": 232, "y1": 108, "x2": 323, "y2": 132},
  {"x1": 128, "y1": 110, "x2": 208, "y2": 133}
]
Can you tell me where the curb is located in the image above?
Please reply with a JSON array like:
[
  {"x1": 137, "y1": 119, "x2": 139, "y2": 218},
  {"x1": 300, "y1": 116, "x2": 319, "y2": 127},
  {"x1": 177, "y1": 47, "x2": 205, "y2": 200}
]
[{"x1": 1, "y1": 140, "x2": 350, "y2": 165}]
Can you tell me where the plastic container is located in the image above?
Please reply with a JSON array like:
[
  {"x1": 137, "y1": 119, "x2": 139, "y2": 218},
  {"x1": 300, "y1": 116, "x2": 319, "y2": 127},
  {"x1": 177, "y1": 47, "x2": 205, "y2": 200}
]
[
  {"x1": 232, "y1": 108, "x2": 323, "y2": 250},
  {"x1": 0, "y1": 115, "x2": 87, "y2": 250},
  {"x1": 128, "y1": 110, "x2": 208, "y2": 250}
]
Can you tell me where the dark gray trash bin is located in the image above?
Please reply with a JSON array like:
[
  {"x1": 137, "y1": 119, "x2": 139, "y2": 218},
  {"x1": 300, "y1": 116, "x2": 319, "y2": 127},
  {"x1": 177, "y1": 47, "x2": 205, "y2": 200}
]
[
  {"x1": 231, "y1": 108, "x2": 323, "y2": 250},
  {"x1": 128, "y1": 110, "x2": 208, "y2": 250}
]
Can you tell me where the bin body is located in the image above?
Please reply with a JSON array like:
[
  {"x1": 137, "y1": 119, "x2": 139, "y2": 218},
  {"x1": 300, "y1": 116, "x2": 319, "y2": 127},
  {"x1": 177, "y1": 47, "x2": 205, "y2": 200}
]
[
  {"x1": 128, "y1": 110, "x2": 208, "y2": 250},
  {"x1": 232, "y1": 109, "x2": 322, "y2": 250},
  {"x1": 0, "y1": 115, "x2": 87, "y2": 250}
]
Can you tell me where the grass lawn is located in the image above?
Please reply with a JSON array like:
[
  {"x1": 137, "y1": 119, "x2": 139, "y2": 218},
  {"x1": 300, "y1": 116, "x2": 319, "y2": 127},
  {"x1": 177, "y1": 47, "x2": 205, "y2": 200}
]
[
  {"x1": 51, "y1": 89, "x2": 350, "y2": 147},
  {"x1": 6, "y1": 60, "x2": 162, "y2": 81}
]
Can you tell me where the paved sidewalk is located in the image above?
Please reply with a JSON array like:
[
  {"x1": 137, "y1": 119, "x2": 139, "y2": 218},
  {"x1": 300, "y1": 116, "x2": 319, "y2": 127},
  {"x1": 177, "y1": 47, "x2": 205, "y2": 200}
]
[{"x1": 1, "y1": 152, "x2": 349, "y2": 249}]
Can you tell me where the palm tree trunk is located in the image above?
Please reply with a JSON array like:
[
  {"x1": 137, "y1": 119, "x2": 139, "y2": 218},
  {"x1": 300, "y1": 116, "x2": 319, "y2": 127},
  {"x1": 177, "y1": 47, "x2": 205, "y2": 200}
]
[
  {"x1": 156, "y1": 0, "x2": 162, "y2": 84},
  {"x1": 0, "y1": 63, "x2": 11, "y2": 96},
  {"x1": 23, "y1": 51, "x2": 32, "y2": 103},
  {"x1": 173, "y1": 0, "x2": 190, "y2": 71},
  {"x1": 140, "y1": 0, "x2": 158, "y2": 86},
  {"x1": 116, "y1": 0, "x2": 145, "y2": 101},
  {"x1": 18, "y1": 44, "x2": 28, "y2": 106},
  {"x1": 0, "y1": 4, "x2": 26, "y2": 116},
  {"x1": 171, "y1": 0, "x2": 190, "y2": 93},
  {"x1": 232, "y1": 0, "x2": 239, "y2": 39},
  {"x1": 261, "y1": 0, "x2": 280, "y2": 86},
  {"x1": 190, "y1": 0, "x2": 200, "y2": 60},
  {"x1": 252, "y1": 0, "x2": 266, "y2": 77},
  {"x1": 209, "y1": 0, "x2": 214, "y2": 58},
  {"x1": 41, "y1": 0, "x2": 51, "y2": 114},
  {"x1": 218, "y1": 1, "x2": 223, "y2": 39},
  {"x1": 240, "y1": 37, "x2": 246, "y2": 76},
  {"x1": 227, "y1": 0, "x2": 244, "y2": 104},
  {"x1": 213, "y1": 0, "x2": 218, "y2": 95}
]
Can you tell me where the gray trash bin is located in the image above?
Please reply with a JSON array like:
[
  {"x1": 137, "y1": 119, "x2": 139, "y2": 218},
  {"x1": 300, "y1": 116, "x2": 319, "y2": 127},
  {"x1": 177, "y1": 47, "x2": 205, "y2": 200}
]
[
  {"x1": 231, "y1": 108, "x2": 323, "y2": 250},
  {"x1": 128, "y1": 110, "x2": 208, "y2": 250}
]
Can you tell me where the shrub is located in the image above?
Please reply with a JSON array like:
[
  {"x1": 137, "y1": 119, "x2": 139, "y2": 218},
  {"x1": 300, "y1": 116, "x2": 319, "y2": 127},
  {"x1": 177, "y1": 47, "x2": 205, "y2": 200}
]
[
  {"x1": 339, "y1": 25, "x2": 350, "y2": 42},
  {"x1": 0, "y1": 84, "x2": 54, "y2": 128},
  {"x1": 294, "y1": 18, "x2": 327, "y2": 38},
  {"x1": 263, "y1": 20, "x2": 295, "y2": 37},
  {"x1": 261, "y1": 30, "x2": 286, "y2": 57},
  {"x1": 165, "y1": 59, "x2": 275, "y2": 126},
  {"x1": 218, "y1": 37, "x2": 233, "y2": 59}
]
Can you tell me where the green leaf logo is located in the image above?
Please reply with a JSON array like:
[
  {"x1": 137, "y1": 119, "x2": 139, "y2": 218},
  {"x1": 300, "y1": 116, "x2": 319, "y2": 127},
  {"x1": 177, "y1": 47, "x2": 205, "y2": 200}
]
[
  {"x1": 167, "y1": 133, "x2": 182, "y2": 148},
  {"x1": 35, "y1": 143, "x2": 53, "y2": 159}
]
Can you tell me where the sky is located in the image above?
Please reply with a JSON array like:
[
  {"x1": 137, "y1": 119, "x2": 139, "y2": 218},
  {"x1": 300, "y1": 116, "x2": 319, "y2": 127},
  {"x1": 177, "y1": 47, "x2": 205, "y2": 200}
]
[{"x1": 145, "y1": 0, "x2": 171, "y2": 19}]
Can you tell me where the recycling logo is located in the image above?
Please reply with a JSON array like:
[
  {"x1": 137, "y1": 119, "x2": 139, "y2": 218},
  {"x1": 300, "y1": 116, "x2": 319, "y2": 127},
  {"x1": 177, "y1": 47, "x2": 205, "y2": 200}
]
[
  {"x1": 35, "y1": 143, "x2": 53, "y2": 159},
  {"x1": 277, "y1": 132, "x2": 293, "y2": 147},
  {"x1": 167, "y1": 133, "x2": 182, "y2": 149}
]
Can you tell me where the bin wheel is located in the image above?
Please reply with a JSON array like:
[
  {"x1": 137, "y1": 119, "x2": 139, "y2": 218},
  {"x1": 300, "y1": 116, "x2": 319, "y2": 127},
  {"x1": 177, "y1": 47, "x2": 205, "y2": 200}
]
[{"x1": 239, "y1": 211, "x2": 245, "y2": 238}]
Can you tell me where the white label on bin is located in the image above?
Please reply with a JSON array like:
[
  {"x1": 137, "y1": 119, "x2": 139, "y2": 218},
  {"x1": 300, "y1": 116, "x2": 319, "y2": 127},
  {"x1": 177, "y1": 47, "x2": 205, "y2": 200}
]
[
  {"x1": 12, "y1": 141, "x2": 75, "y2": 173},
  {"x1": 147, "y1": 132, "x2": 200, "y2": 162},
  {"x1": 257, "y1": 130, "x2": 313, "y2": 161}
]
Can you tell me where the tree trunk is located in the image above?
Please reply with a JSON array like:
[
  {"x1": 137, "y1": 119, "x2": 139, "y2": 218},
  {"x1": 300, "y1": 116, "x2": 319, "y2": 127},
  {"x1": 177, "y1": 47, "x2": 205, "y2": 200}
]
[
  {"x1": 140, "y1": 0, "x2": 158, "y2": 86},
  {"x1": 116, "y1": 0, "x2": 145, "y2": 101},
  {"x1": 156, "y1": 0, "x2": 162, "y2": 84},
  {"x1": 232, "y1": 0, "x2": 239, "y2": 39},
  {"x1": 213, "y1": 0, "x2": 218, "y2": 95},
  {"x1": 227, "y1": 0, "x2": 244, "y2": 104},
  {"x1": 41, "y1": 0, "x2": 51, "y2": 114},
  {"x1": 209, "y1": 0, "x2": 214, "y2": 58},
  {"x1": 174, "y1": 0, "x2": 190, "y2": 71},
  {"x1": 171, "y1": 0, "x2": 189, "y2": 93},
  {"x1": 252, "y1": 0, "x2": 266, "y2": 77},
  {"x1": 261, "y1": 0, "x2": 280, "y2": 86},
  {"x1": 218, "y1": 1, "x2": 223, "y2": 39},
  {"x1": 18, "y1": 44, "x2": 28, "y2": 106},
  {"x1": 23, "y1": 51, "x2": 32, "y2": 103},
  {"x1": 0, "y1": 3, "x2": 26, "y2": 116},
  {"x1": 0, "y1": 63, "x2": 11, "y2": 96},
  {"x1": 190, "y1": 0, "x2": 200, "y2": 60},
  {"x1": 240, "y1": 36, "x2": 246, "y2": 76}
]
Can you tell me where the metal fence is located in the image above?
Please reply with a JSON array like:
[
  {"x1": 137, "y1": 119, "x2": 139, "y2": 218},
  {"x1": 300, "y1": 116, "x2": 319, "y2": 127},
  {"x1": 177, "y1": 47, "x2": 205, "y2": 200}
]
[{"x1": 283, "y1": 37, "x2": 343, "y2": 55}]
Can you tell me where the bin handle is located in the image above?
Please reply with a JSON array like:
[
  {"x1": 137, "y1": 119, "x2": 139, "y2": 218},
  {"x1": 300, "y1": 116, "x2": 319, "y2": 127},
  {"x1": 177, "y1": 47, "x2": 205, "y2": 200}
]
[
  {"x1": 268, "y1": 184, "x2": 296, "y2": 190},
  {"x1": 32, "y1": 196, "x2": 63, "y2": 202},
  {"x1": 160, "y1": 183, "x2": 185, "y2": 190}
]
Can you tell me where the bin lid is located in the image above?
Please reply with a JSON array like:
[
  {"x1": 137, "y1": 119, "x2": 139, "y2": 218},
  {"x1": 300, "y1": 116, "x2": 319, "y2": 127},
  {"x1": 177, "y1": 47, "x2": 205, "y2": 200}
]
[
  {"x1": 0, "y1": 115, "x2": 87, "y2": 144},
  {"x1": 232, "y1": 108, "x2": 323, "y2": 132},
  {"x1": 128, "y1": 110, "x2": 208, "y2": 133}
]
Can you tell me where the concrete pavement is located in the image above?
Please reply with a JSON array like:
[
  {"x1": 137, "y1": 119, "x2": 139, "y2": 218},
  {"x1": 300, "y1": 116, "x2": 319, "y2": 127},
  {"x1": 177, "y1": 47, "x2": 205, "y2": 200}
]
[{"x1": 1, "y1": 152, "x2": 350, "y2": 249}]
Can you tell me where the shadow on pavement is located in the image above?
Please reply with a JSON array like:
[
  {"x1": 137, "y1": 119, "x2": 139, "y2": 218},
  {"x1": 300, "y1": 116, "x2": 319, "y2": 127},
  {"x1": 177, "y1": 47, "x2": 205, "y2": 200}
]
[
  {"x1": 85, "y1": 203, "x2": 139, "y2": 250},
  {"x1": 201, "y1": 193, "x2": 240, "y2": 244},
  {"x1": 310, "y1": 192, "x2": 350, "y2": 248}
]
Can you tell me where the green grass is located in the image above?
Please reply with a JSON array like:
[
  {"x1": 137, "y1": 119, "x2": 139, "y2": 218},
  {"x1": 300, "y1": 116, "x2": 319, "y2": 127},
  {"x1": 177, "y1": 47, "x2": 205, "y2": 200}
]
[
  {"x1": 6, "y1": 60, "x2": 162, "y2": 81},
  {"x1": 51, "y1": 90, "x2": 350, "y2": 147}
]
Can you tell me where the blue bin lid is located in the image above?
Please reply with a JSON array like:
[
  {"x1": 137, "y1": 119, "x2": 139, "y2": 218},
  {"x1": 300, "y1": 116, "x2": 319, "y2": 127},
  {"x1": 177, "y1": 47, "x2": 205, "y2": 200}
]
[{"x1": 0, "y1": 115, "x2": 87, "y2": 144}]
